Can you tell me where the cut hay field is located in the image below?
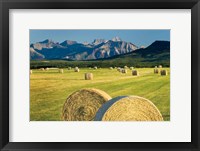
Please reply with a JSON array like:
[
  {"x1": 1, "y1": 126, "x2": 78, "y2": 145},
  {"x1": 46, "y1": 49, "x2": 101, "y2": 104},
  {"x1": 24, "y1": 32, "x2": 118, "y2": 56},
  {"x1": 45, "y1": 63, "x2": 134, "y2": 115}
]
[{"x1": 30, "y1": 68, "x2": 170, "y2": 121}]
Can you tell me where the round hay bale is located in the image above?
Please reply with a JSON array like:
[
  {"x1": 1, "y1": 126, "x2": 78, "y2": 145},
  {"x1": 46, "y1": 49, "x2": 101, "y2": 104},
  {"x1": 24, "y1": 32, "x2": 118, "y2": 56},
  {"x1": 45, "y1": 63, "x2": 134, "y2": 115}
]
[
  {"x1": 85, "y1": 73, "x2": 93, "y2": 80},
  {"x1": 30, "y1": 70, "x2": 32, "y2": 74},
  {"x1": 132, "y1": 70, "x2": 139, "y2": 76},
  {"x1": 68, "y1": 67, "x2": 72, "y2": 70},
  {"x1": 40, "y1": 68, "x2": 44, "y2": 71},
  {"x1": 117, "y1": 67, "x2": 121, "y2": 72},
  {"x1": 130, "y1": 67, "x2": 134, "y2": 70},
  {"x1": 94, "y1": 96, "x2": 163, "y2": 121},
  {"x1": 74, "y1": 68, "x2": 80, "y2": 72},
  {"x1": 93, "y1": 66, "x2": 97, "y2": 70},
  {"x1": 160, "y1": 70, "x2": 167, "y2": 76},
  {"x1": 155, "y1": 66, "x2": 158, "y2": 68},
  {"x1": 121, "y1": 69, "x2": 127, "y2": 74},
  {"x1": 62, "y1": 88, "x2": 112, "y2": 121},
  {"x1": 158, "y1": 65, "x2": 162, "y2": 68},
  {"x1": 59, "y1": 69, "x2": 64, "y2": 73},
  {"x1": 45, "y1": 68, "x2": 49, "y2": 71},
  {"x1": 110, "y1": 67, "x2": 113, "y2": 70},
  {"x1": 124, "y1": 66, "x2": 128, "y2": 69},
  {"x1": 154, "y1": 68, "x2": 159, "y2": 74}
]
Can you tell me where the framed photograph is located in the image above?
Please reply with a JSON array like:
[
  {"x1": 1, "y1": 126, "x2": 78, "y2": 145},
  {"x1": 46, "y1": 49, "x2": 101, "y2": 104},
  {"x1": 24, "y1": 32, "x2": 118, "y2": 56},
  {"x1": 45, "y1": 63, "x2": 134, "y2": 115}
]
[{"x1": 0, "y1": 0, "x2": 200, "y2": 150}]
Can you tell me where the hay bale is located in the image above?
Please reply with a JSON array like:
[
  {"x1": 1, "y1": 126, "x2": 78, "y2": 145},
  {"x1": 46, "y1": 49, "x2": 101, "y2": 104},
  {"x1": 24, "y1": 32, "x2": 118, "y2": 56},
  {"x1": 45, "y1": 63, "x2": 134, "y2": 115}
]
[
  {"x1": 132, "y1": 70, "x2": 139, "y2": 76},
  {"x1": 85, "y1": 73, "x2": 93, "y2": 80},
  {"x1": 158, "y1": 65, "x2": 162, "y2": 68},
  {"x1": 30, "y1": 70, "x2": 32, "y2": 74},
  {"x1": 154, "y1": 68, "x2": 159, "y2": 74},
  {"x1": 160, "y1": 70, "x2": 167, "y2": 76},
  {"x1": 94, "y1": 96, "x2": 163, "y2": 121},
  {"x1": 124, "y1": 66, "x2": 128, "y2": 69},
  {"x1": 117, "y1": 67, "x2": 121, "y2": 72},
  {"x1": 62, "y1": 88, "x2": 112, "y2": 121},
  {"x1": 155, "y1": 66, "x2": 158, "y2": 68},
  {"x1": 94, "y1": 66, "x2": 97, "y2": 70},
  {"x1": 59, "y1": 69, "x2": 64, "y2": 73},
  {"x1": 74, "y1": 67, "x2": 80, "y2": 72},
  {"x1": 121, "y1": 69, "x2": 127, "y2": 74},
  {"x1": 110, "y1": 67, "x2": 113, "y2": 70},
  {"x1": 45, "y1": 68, "x2": 49, "y2": 71},
  {"x1": 68, "y1": 67, "x2": 71, "y2": 70},
  {"x1": 40, "y1": 68, "x2": 44, "y2": 71},
  {"x1": 130, "y1": 67, "x2": 134, "y2": 70}
]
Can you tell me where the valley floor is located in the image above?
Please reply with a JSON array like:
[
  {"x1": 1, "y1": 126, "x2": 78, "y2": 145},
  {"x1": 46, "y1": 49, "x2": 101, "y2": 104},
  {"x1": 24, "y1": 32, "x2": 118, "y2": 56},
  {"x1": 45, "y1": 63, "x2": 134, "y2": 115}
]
[{"x1": 30, "y1": 68, "x2": 170, "y2": 121}]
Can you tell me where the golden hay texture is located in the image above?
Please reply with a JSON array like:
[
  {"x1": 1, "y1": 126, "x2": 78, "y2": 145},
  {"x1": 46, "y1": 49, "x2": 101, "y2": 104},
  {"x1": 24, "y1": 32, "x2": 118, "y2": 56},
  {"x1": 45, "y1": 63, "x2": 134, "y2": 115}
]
[
  {"x1": 94, "y1": 96, "x2": 163, "y2": 121},
  {"x1": 154, "y1": 68, "x2": 159, "y2": 74},
  {"x1": 160, "y1": 70, "x2": 167, "y2": 76},
  {"x1": 30, "y1": 70, "x2": 32, "y2": 74},
  {"x1": 59, "y1": 69, "x2": 64, "y2": 73},
  {"x1": 62, "y1": 88, "x2": 112, "y2": 121},
  {"x1": 121, "y1": 69, "x2": 127, "y2": 74},
  {"x1": 85, "y1": 73, "x2": 93, "y2": 80},
  {"x1": 132, "y1": 70, "x2": 139, "y2": 76}
]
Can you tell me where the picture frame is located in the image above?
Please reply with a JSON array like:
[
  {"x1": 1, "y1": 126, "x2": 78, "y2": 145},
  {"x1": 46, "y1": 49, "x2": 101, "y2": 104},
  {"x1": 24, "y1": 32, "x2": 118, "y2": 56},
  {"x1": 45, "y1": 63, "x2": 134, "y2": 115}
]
[{"x1": 0, "y1": 0, "x2": 200, "y2": 150}]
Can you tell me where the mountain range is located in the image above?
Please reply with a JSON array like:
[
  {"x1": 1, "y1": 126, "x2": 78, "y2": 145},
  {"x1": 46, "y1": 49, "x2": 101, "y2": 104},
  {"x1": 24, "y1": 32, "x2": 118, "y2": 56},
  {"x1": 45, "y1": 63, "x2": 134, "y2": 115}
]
[
  {"x1": 30, "y1": 37, "x2": 170, "y2": 63},
  {"x1": 30, "y1": 37, "x2": 140, "y2": 60}
]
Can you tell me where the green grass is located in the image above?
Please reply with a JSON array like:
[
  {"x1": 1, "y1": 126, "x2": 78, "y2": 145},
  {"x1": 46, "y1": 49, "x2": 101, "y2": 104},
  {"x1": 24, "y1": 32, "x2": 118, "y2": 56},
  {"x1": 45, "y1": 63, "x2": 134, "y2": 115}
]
[{"x1": 30, "y1": 68, "x2": 170, "y2": 121}]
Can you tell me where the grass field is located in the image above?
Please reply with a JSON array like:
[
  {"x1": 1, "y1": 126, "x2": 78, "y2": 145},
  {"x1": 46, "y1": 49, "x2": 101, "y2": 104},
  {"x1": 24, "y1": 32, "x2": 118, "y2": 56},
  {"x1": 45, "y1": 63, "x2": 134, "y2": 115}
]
[{"x1": 30, "y1": 68, "x2": 170, "y2": 121}]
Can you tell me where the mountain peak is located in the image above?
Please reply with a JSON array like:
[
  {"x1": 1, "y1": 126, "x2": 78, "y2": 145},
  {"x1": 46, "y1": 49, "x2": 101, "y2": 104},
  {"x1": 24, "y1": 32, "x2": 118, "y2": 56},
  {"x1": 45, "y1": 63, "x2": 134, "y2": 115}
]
[
  {"x1": 92, "y1": 39, "x2": 107, "y2": 45},
  {"x1": 112, "y1": 36, "x2": 122, "y2": 42},
  {"x1": 40, "y1": 39, "x2": 54, "y2": 44},
  {"x1": 60, "y1": 40, "x2": 77, "y2": 46}
]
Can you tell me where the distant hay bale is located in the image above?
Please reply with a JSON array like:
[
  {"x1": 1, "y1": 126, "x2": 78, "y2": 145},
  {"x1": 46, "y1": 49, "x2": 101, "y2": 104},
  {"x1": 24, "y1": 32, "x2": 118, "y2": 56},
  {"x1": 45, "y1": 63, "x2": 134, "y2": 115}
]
[
  {"x1": 132, "y1": 70, "x2": 139, "y2": 76},
  {"x1": 85, "y1": 73, "x2": 93, "y2": 80},
  {"x1": 40, "y1": 68, "x2": 44, "y2": 71},
  {"x1": 110, "y1": 67, "x2": 113, "y2": 70},
  {"x1": 114, "y1": 67, "x2": 117, "y2": 69},
  {"x1": 94, "y1": 96, "x2": 163, "y2": 121},
  {"x1": 155, "y1": 66, "x2": 158, "y2": 68},
  {"x1": 124, "y1": 66, "x2": 128, "y2": 69},
  {"x1": 62, "y1": 88, "x2": 112, "y2": 121},
  {"x1": 45, "y1": 68, "x2": 49, "y2": 71},
  {"x1": 68, "y1": 67, "x2": 71, "y2": 70},
  {"x1": 74, "y1": 67, "x2": 80, "y2": 72},
  {"x1": 30, "y1": 70, "x2": 32, "y2": 74},
  {"x1": 121, "y1": 69, "x2": 127, "y2": 74},
  {"x1": 130, "y1": 67, "x2": 134, "y2": 70},
  {"x1": 59, "y1": 69, "x2": 64, "y2": 73},
  {"x1": 117, "y1": 67, "x2": 121, "y2": 72},
  {"x1": 160, "y1": 70, "x2": 167, "y2": 76},
  {"x1": 154, "y1": 68, "x2": 159, "y2": 74},
  {"x1": 94, "y1": 66, "x2": 97, "y2": 70},
  {"x1": 158, "y1": 65, "x2": 162, "y2": 68}
]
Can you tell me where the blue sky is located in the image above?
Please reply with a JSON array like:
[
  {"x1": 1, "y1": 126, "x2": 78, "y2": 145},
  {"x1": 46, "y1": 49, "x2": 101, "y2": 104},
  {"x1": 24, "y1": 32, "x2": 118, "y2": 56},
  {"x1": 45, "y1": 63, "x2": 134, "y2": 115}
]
[{"x1": 30, "y1": 30, "x2": 170, "y2": 47}]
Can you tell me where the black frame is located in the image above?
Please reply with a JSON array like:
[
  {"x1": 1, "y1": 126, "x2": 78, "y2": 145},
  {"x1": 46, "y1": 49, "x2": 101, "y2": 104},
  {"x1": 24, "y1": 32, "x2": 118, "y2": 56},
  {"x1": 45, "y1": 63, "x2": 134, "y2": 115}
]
[{"x1": 0, "y1": 0, "x2": 199, "y2": 150}]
